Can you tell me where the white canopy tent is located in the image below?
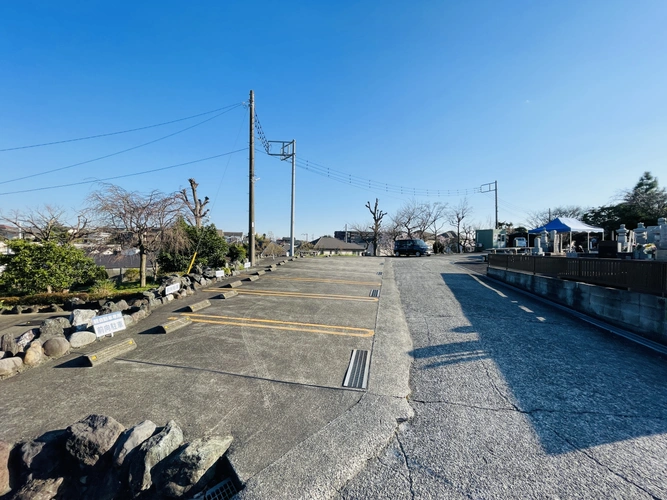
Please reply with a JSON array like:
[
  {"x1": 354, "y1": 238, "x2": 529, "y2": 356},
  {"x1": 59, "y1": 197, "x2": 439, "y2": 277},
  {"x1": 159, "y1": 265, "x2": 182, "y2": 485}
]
[{"x1": 529, "y1": 217, "x2": 604, "y2": 252}]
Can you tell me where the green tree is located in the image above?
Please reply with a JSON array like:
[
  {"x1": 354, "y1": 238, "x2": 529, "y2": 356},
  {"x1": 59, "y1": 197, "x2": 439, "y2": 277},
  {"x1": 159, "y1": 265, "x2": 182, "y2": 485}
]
[
  {"x1": 227, "y1": 243, "x2": 247, "y2": 263},
  {"x1": 618, "y1": 171, "x2": 667, "y2": 227},
  {"x1": 158, "y1": 220, "x2": 228, "y2": 273},
  {"x1": 0, "y1": 240, "x2": 105, "y2": 294}
]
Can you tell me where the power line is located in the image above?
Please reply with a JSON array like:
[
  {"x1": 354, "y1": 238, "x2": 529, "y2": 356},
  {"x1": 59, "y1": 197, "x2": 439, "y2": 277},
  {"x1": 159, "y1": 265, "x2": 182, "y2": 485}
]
[
  {"x1": 0, "y1": 148, "x2": 247, "y2": 196},
  {"x1": 0, "y1": 102, "x2": 244, "y2": 152},
  {"x1": 0, "y1": 104, "x2": 244, "y2": 185}
]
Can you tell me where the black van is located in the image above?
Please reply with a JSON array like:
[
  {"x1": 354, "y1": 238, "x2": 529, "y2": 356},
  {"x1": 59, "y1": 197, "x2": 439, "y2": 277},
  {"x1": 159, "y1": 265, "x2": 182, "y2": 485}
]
[{"x1": 394, "y1": 239, "x2": 431, "y2": 257}]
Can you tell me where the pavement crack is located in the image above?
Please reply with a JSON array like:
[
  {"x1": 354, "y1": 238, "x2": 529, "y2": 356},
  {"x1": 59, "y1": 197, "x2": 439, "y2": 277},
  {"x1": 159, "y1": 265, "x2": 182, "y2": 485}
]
[
  {"x1": 550, "y1": 428, "x2": 661, "y2": 499},
  {"x1": 396, "y1": 432, "x2": 416, "y2": 500},
  {"x1": 409, "y1": 398, "x2": 667, "y2": 421},
  {"x1": 481, "y1": 358, "x2": 520, "y2": 411}
]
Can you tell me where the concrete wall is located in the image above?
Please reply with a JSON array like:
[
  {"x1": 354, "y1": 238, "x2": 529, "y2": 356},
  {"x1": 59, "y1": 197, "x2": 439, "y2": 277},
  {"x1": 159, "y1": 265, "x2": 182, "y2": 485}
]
[{"x1": 487, "y1": 268, "x2": 667, "y2": 345}]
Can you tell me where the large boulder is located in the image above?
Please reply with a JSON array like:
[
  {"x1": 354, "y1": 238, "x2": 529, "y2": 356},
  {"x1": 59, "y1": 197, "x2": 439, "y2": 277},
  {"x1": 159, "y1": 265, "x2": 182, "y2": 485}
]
[
  {"x1": 16, "y1": 329, "x2": 37, "y2": 351},
  {"x1": 19, "y1": 430, "x2": 69, "y2": 480},
  {"x1": 70, "y1": 309, "x2": 98, "y2": 332},
  {"x1": 23, "y1": 342, "x2": 44, "y2": 367},
  {"x1": 128, "y1": 420, "x2": 183, "y2": 495},
  {"x1": 0, "y1": 357, "x2": 22, "y2": 377},
  {"x1": 157, "y1": 435, "x2": 234, "y2": 498},
  {"x1": 13, "y1": 477, "x2": 64, "y2": 500},
  {"x1": 64, "y1": 297, "x2": 87, "y2": 311},
  {"x1": 65, "y1": 415, "x2": 125, "y2": 468},
  {"x1": 42, "y1": 338, "x2": 70, "y2": 358},
  {"x1": 112, "y1": 420, "x2": 157, "y2": 468},
  {"x1": 115, "y1": 299, "x2": 129, "y2": 311},
  {"x1": 0, "y1": 440, "x2": 11, "y2": 496},
  {"x1": 39, "y1": 317, "x2": 70, "y2": 341},
  {"x1": 0, "y1": 333, "x2": 19, "y2": 356},
  {"x1": 68, "y1": 331, "x2": 96, "y2": 349}
]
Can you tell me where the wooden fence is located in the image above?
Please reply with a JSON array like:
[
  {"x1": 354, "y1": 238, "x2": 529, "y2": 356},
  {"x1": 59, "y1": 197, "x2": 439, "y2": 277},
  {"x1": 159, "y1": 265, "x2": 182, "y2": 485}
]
[{"x1": 488, "y1": 254, "x2": 667, "y2": 296}]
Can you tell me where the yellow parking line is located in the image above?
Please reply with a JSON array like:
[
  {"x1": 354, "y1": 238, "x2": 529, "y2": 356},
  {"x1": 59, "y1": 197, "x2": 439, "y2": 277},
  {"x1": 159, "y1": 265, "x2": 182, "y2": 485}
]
[
  {"x1": 234, "y1": 289, "x2": 378, "y2": 302},
  {"x1": 263, "y1": 276, "x2": 382, "y2": 286},
  {"x1": 180, "y1": 313, "x2": 374, "y2": 337}
]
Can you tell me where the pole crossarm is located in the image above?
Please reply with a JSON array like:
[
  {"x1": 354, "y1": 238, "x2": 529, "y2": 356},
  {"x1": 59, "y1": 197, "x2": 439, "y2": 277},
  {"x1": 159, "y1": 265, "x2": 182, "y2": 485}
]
[{"x1": 267, "y1": 140, "x2": 295, "y2": 161}]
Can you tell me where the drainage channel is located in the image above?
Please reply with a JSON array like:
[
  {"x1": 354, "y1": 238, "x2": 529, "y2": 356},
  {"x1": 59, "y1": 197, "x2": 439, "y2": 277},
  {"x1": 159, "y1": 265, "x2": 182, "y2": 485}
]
[{"x1": 343, "y1": 349, "x2": 370, "y2": 389}]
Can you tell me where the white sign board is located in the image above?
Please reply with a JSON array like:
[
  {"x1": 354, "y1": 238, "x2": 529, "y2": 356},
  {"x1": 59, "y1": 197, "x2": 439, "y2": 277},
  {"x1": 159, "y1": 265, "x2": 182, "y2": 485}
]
[
  {"x1": 164, "y1": 283, "x2": 180, "y2": 295},
  {"x1": 92, "y1": 311, "x2": 126, "y2": 338},
  {"x1": 244, "y1": 262, "x2": 251, "y2": 269},
  {"x1": 215, "y1": 270, "x2": 225, "y2": 277}
]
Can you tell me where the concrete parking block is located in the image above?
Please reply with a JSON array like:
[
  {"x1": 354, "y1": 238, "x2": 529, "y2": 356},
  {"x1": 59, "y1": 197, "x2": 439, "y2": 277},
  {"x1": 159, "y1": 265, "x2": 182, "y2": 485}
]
[
  {"x1": 216, "y1": 290, "x2": 239, "y2": 299},
  {"x1": 186, "y1": 300, "x2": 212, "y2": 312},
  {"x1": 157, "y1": 316, "x2": 192, "y2": 334},
  {"x1": 224, "y1": 281, "x2": 243, "y2": 288},
  {"x1": 243, "y1": 275, "x2": 259, "y2": 282},
  {"x1": 84, "y1": 339, "x2": 137, "y2": 367}
]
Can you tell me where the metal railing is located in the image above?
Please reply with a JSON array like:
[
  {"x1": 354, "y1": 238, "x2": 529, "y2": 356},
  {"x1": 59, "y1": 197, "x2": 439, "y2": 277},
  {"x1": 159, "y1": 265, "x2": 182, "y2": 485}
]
[{"x1": 488, "y1": 254, "x2": 667, "y2": 296}]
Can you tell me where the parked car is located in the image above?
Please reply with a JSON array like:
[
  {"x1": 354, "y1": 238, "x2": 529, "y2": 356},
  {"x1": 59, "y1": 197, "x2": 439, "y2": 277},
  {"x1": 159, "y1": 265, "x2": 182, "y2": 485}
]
[{"x1": 394, "y1": 239, "x2": 431, "y2": 257}]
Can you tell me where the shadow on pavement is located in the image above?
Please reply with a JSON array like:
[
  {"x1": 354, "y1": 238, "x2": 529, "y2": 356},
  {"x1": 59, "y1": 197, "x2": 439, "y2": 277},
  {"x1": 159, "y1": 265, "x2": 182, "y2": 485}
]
[{"x1": 411, "y1": 271, "x2": 667, "y2": 455}]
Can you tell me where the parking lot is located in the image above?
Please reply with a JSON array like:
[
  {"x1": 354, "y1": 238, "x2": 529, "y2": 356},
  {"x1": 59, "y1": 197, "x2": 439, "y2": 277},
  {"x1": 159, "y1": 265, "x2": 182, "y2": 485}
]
[{"x1": 0, "y1": 256, "x2": 392, "y2": 483}]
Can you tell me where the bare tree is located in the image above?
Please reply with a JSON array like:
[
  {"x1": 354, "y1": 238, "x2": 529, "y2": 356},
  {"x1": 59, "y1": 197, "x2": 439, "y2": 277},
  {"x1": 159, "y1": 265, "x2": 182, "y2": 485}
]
[
  {"x1": 178, "y1": 178, "x2": 210, "y2": 228},
  {"x1": 526, "y1": 205, "x2": 586, "y2": 229},
  {"x1": 88, "y1": 184, "x2": 184, "y2": 286},
  {"x1": 393, "y1": 200, "x2": 421, "y2": 238},
  {"x1": 413, "y1": 201, "x2": 447, "y2": 240},
  {"x1": 1, "y1": 205, "x2": 89, "y2": 243},
  {"x1": 365, "y1": 199, "x2": 386, "y2": 256},
  {"x1": 446, "y1": 198, "x2": 473, "y2": 253}
]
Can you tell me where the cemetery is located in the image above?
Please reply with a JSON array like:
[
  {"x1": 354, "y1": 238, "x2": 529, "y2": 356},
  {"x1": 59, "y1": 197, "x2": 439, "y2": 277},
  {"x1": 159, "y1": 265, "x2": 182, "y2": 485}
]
[{"x1": 486, "y1": 217, "x2": 667, "y2": 345}]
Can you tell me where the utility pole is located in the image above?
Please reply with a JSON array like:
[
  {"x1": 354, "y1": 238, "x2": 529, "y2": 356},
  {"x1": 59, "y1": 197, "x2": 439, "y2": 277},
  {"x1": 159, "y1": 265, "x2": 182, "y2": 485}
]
[
  {"x1": 249, "y1": 90, "x2": 255, "y2": 266},
  {"x1": 480, "y1": 181, "x2": 499, "y2": 229},
  {"x1": 267, "y1": 140, "x2": 296, "y2": 256}
]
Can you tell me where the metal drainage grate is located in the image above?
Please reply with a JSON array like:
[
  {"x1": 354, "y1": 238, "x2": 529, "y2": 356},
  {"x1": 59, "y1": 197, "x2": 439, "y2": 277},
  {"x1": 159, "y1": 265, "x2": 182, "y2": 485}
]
[
  {"x1": 203, "y1": 478, "x2": 238, "y2": 500},
  {"x1": 377, "y1": 271, "x2": 383, "y2": 275},
  {"x1": 369, "y1": 289, "x2": 380, "y2": 298},
  {"x1": 343, "y1": 349, "x2": 370, "y2": 389}
]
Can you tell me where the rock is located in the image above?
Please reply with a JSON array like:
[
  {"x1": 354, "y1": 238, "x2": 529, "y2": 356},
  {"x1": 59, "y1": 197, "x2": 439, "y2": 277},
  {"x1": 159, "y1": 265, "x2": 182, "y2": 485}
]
[
  {"x1": 115, "y1": 299, "x2": 129, "y2": 311},
  {"x1": 0, "y1": 351, "x2": 6, "y2": 360},
  {"x1": 122, "y1": 314, "x2": 134, "y2": 328},
  {"x1": 70, "y1": 309, "x2": 97, "y2": 332},
  {"x1": 101, "y1": 301, "x2": 119, "y2": 313},
  {"x1": 0, "y1": 357, "x2": 22, "y2": 377},
  {"x1": 0, "y1": 441, "x2": 11, "y2": 496},
  {"x1": 48, "y1": 304, "x2": 64, "y2": 313},
  {"x1": 68, "y1": 331, "x2": 96, "y2": 349},
  {"x1": 13, "y1": 477, "x2": 64, "y2": 500},
  {"x1": 1, "y1": 333, "x2": 19, "y2": 356},
  {"x1": 16, "y1": 329, "x2": 37, "y2": 351},
  {"x1": 23, "y1": 343, "x2": 44, "y2": 367},
  {"x1": 158, "y1": 435, "x2": 233, "y2": 498},
  {"x1": 42, "y1": 338, "x2": 70, "y2": 358},
  {"x1": 25, "y1": 307, "x2": 39, "y2": 313},
  {"x1": 38, "y1": 319, "x2": 66, "y2": 341},
  {"x1": 66, "y1": 415, "x2": 125, "y2": 468},
  {"x1": 147, "y1": 298, "x2": 160, "y2": 308},
  {"x1": 128, "y1": 420, "x2": 183, "y2": 495},
  {"x1": 130, "y1": 310, "x2": 147, "y2": 323},
  {"x1": 64, "y1": 297, "x2": 87, "y2": 311},
  {"x1": 10, "y1": 305, "x2": 25, "y2": 314},
  {"x1": 113, "y1": 420, "x2": 157, "y2": 467},
  {"x1": 19, "y1": 430, "x2": 68, "y2": 479}
]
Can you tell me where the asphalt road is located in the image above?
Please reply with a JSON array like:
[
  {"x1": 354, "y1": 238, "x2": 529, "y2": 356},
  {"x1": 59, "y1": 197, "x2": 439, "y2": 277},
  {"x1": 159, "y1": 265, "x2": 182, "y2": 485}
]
[
  {"x1": 2, "y1": 255, "x2": 666, "y2": 499},
  {"x1": 338, "y1": 255, "x2": 667, "y2": 499}
]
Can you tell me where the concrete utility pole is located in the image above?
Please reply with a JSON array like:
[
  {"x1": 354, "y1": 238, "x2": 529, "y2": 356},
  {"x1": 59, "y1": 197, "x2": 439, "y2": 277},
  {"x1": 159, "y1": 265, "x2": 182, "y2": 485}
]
[
  {"x1": 480, "y1": 181, "x2": 499, "y2": 229},
  {"x1": 267, "y1": 140, "x2": 296, "y2": 256},
  {"x1": 249, "y1": 90, "x2": 256, "y2": 267}
]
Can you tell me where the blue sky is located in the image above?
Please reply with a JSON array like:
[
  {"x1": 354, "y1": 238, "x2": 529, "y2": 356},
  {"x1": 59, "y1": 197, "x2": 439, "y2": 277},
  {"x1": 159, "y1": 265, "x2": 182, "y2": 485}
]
[{"x1": 1, "y1": 1, "x2": 666, "y2": 239}]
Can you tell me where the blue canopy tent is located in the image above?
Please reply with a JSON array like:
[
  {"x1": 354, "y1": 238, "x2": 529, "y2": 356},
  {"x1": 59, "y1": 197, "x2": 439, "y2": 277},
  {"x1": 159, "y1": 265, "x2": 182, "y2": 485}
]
[{"x1": 529, "y1": 217, "x2": 604, "y2": 252}]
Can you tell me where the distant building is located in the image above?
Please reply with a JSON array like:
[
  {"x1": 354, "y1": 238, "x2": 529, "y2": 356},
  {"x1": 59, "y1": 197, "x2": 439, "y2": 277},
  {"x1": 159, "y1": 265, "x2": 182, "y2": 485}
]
[
  {"x1": 475, "y1": 229, "x2": 507, "y2": 251},
  {"x1": 220, "y1": 231, "x2": 244, "y2": 244},
  {"x1": 305, "y1": 236, "x2": 366, "y2": 256}
]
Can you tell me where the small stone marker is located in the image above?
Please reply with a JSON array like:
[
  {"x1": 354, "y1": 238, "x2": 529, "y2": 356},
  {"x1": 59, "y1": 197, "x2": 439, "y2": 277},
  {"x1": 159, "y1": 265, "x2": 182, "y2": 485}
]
[
  {"x1": 92, "y1": 312, "x2": 126, "y2": 338},
  {"x1": 243, "y1": 275, "x2": 259, "y2": 282},
  {"x1": 216, "y1": 290, "x2": 238, "y2": 299},
  {"x1": 164, "y1": 283, "x2": 180, "y2": 296},
  {"x1": 85, "y1": 339, "x2": 137, "y2": 367},
  {"x1": 157, "y1": 317, "x2": 192, "y2": 334},
  {"x1": 224, "y1": 281, "x2": 243, "y2": 288},
  {"x1": 185, "y1": 300, "x2": 211, "y2": 312}
]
